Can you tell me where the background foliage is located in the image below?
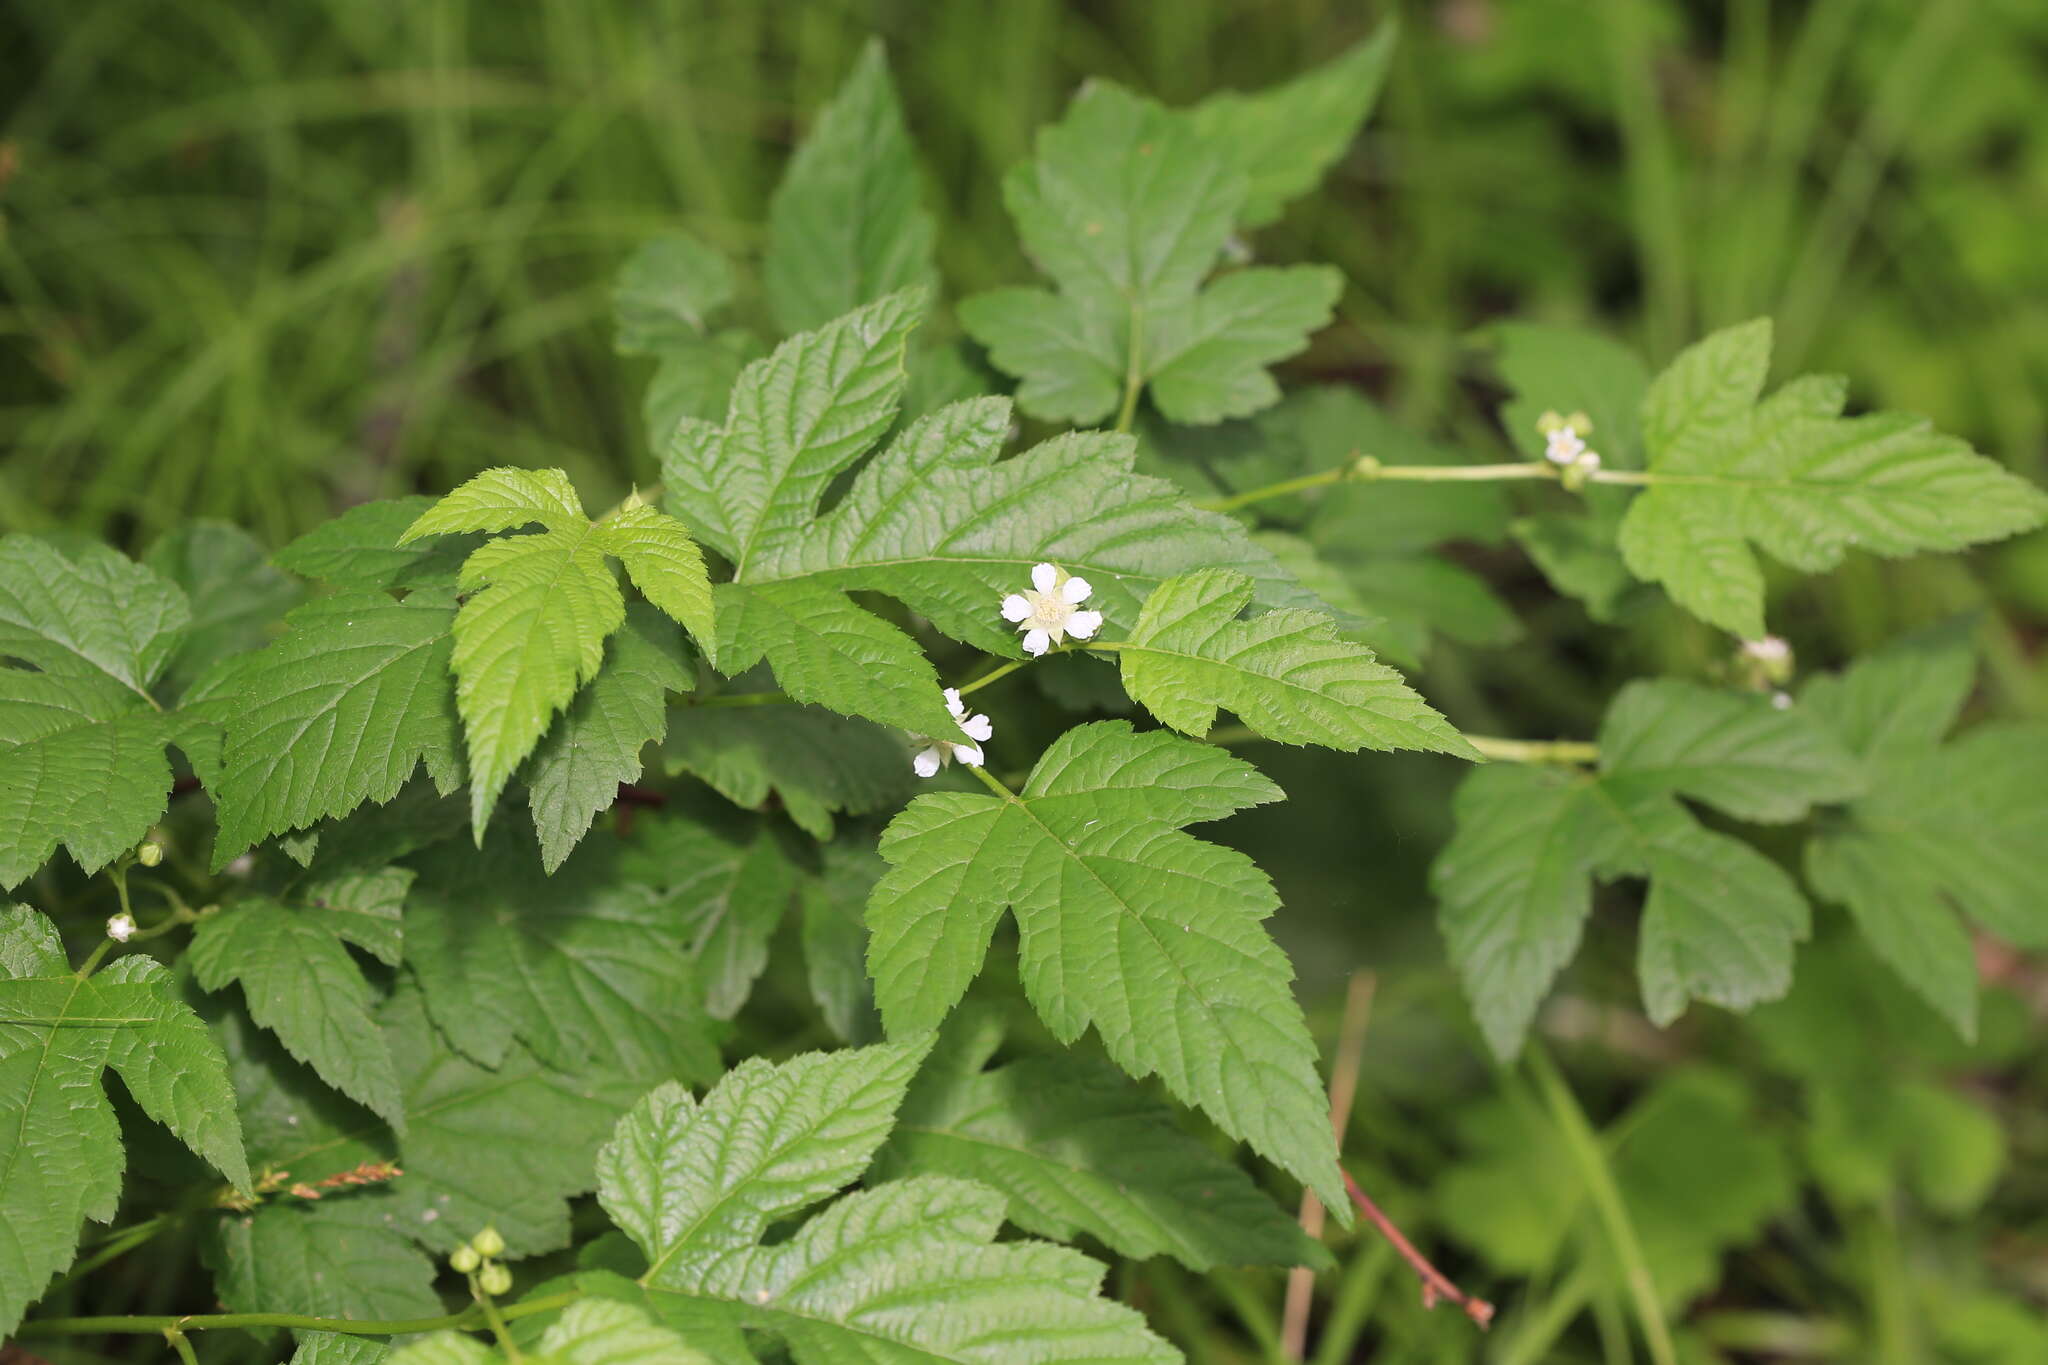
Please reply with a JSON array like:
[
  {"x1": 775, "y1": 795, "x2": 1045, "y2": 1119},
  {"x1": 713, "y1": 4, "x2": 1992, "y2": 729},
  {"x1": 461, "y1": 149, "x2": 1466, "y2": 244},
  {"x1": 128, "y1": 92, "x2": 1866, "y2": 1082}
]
[{"x1": 5, "y1": 2, "x2": 2048, "y2": 1363}]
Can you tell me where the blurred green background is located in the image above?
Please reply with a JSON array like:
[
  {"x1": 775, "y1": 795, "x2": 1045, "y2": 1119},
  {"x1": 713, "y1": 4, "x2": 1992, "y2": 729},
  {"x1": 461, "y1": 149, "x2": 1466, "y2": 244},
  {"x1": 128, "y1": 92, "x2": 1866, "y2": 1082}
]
[{"x1": 8, "y1": 2, "x2": 2048, "y2": 1361}]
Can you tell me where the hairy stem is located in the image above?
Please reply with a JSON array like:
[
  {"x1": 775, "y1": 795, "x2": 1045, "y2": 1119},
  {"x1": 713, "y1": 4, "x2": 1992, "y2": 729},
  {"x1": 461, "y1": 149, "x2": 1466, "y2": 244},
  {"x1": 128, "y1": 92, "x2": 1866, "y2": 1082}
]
[{"x1": 1343, "y1": 1169, "x2": 1494, "y2": 1329}]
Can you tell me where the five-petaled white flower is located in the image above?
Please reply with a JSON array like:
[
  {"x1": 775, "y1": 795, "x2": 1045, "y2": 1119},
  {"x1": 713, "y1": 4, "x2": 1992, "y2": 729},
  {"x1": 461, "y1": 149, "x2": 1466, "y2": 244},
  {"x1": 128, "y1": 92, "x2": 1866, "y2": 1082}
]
[
  {"x1": 1001, "y1": 562, "x2": 1103, "y2": 657},
  {"x1": 911, "y1": 688, "x2": 994, "y2": 778},
  {"x1": 1537, "y1": 410, "x2": 1601, "y2": 473},
  {"x1": 106, "y1": 912, "x2": 137, "y2": 943}
]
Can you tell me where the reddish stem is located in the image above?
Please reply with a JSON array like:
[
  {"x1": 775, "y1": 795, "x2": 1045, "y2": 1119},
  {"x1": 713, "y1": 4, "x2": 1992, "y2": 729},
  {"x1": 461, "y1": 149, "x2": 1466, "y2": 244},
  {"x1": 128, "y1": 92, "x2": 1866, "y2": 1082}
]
[{"x1": 1344, "y1": 1169, "x2": 1495, "y2": 1329}]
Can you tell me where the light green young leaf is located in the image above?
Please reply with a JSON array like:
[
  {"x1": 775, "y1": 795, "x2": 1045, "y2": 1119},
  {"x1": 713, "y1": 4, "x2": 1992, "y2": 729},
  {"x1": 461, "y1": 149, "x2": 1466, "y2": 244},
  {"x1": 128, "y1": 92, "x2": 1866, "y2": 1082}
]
[
  {"x1": 596, "y1": 1041, "x2": 1175, "y2": 1365},
  {"x1": 614, "y1": 234, "x2": 737, "y2": 354},
  {"x1": 876, "y1": 1008, "x2": 1327, "y2": 1271},
  {"x1": 1619, "y1": 320, "x2": 2048, "y2": 638},
  {"x1": 0, "y1": 908, "x2": 133, "y2": 1336},
  {"x1": 0, "y1": 536, "x2": 190, "y2": 887},
  {"x1": 765, "y1": 39, "x2": 935, "y2": 334},
  {"x1": 1118, "y1": 568, "x2": 1475, "y2": 757},
  {"x1": 404, "y1": 827, "x2": 721, "y2": 1083},
  {"x1": 401, "y1": 469, "x2": 714, "y2": 835},
  {"x1": 1803, "y1": 629, "x2": 2048, "y2": 1038},
  {"x1": 189, "y1": 898, "x2": 404, "y2": 1128},
  {"x1": 1184, "y1": 22, "x2": 1397, "y2": 227},
  {"x1": 666, "y1": 704, "x2": 910, "y2": 841},
  {"x1": 961, "y1": 83, "x2": 1337, "y2": 425},
  {"x1": 97, "y1": 954, "x2": 251, "y2": 1191},
  {"x1": 1597, "y1": 679, "x2": 1863, "y2": 822},
  {"x1": 526, "y1": 606, "x2": 692, "y2": 872},
  {"x1": 868, "y1": 721, "x2": 1346, "y2": 1220}
]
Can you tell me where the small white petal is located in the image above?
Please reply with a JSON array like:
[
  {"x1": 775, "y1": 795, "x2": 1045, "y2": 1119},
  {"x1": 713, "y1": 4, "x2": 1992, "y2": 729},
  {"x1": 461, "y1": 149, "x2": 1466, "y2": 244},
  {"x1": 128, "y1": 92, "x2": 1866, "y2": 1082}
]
[
  {"x1": 1022, "y1": 627, "x2": 1051, "y2": 656},
  {"x1": 913, "y1": 747, "x2": 943, "y2": 778},
  {"x1": 960, "y1": 712, "x2": 993, "y2": 743},
  {"x1": 1000, "y1": 594, "x2": 1032, "y2": 623},
  {"x1": 951, "y1": 741, "x2": 984, "y2": 768},
  {"x1": 944, "y1": 687, "x2": 966, "y2": 719},
  {"x1": 1060, "y1": 575, "x2": 1092, "y2": 604},
  {"x1": 106, "y1": 913, "x2": 137, "y2": 943},
  {"x1": 1066, "y1": 609, "x2": 1103, "y2": 640},
  {"x1": 1031, "y1": 562, "x2": 1059, "y2": 595}
]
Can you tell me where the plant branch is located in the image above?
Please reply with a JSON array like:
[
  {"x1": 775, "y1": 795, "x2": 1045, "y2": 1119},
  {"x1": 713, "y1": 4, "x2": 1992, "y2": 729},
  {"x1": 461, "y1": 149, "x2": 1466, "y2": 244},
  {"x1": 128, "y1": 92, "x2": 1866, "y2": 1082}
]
[
  {"x1": 1468, "y1": 735, "x2": 1599, "y2": 766},
  {"x1": 18, "y1": 1292, "x2": 582, "y2": 1340},
  {"x1": 1343, "y1": 1169, "x2": 1494, "y2": 1329},
  {"x1": 1281, "y1": 971, "x2": 1377, "y2": 1360}
]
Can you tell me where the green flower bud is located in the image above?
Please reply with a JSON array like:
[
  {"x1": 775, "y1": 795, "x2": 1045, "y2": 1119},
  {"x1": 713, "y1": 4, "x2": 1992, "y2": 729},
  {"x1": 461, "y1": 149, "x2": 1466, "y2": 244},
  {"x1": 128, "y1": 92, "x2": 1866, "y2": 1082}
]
[
  {"x1": 450, "y1": 1244, "x2": 481, "y2": 1274},
  {"x1": 478, "y1": 1262, "x2": 512, "y2": 1297},
  {"x1": 137, "y1": 841, "x2": 164, "y2": 868},
  {"x1": 472, "y1": 1226, "x2": 506, "y2": 1259}
]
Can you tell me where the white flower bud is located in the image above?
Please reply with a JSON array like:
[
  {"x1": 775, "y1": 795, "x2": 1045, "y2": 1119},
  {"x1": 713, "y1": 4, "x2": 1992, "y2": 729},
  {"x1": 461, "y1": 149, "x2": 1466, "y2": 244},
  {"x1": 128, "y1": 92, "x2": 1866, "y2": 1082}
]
[{"x1": 106, "y1": 912, "x2": 137, "y2": 943}]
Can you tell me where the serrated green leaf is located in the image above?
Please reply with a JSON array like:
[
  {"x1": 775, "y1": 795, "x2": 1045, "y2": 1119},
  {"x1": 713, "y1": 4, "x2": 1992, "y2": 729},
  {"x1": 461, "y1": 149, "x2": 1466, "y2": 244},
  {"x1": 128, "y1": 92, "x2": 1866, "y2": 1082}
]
[
  {"x1": 1184, "y1": 23, "x2": 1396, "y2": 227},
  {"x1": 713, "y1": 579, "x2": 953, "y2": 736},
  {"x1": 750, "y1": 399, "x2": 1324, "y2": 656},
  {"x1": 0, "y1": 909, "x2": 131, "y2": 1336},
  {"x1": 274, "y1": 498, "x2": 474, "y2": 592},
  {"x1": 868, "y1": 721, "x2": 1344, "y2": 1220},
  {"x1": 596, "y1": 1042, "x2": 1174, "y2": 1365},
  {"x1": 643, "y1": 332, "x2": 761, "y2": 450},
  {"x1": 190, "y1": 898, "x2": 404, "y2": 1128},
  {"x1": 1619, "y1": 320, "x2": 2048, "y2": 638},
  {"x1": 1597, "y1": 680, "x2": 1862, "y2": 822},
  {"x1": 404, "y1": 827, "x2": 720, "y2": 1082},
  {"x1": 202, "y1": 1198, "x2": 443, "y2": 1324},
  {"x1": 144, "y1": 521, "x2": 302, "y2": 696},
  {"x1": 876, "y1": 1007, "x2": 1326, "y2": 1271},
  {"x1": 0, "y1": 536, "x2": 190, "y2": 887},
  {"x1": 527, "y1": 607, "x2": 692, "y2": 872},
  {"x1": 209, "y1": 590, "x2": 463, "y2": 868},
  {"x1": 1492, "y1": 321, "x2": 1651, "y2": 469},
  {"x1": 1434, "y1": 764, "x2": 1812, "y2": 1057},
  {"x1": 1118, "y1": 569, "x2": 1474, "y2": 757},
  {"x1": 598, "y1": 1040, "x2": 930, "y2": 1268},
  {"x1": 97, "y1": 954, "x2": 251, "y2": 1191},
  {"x1": 962, "y1": 83, "x2": 1335, "y2": 425},
  {"x1": 400, "y1": 469, "x2": 713, "y2": 835},
  {"x1": 614, "y1": 234, "x2": 736, "y2": 354},
  {"x1": 765, "y1": 40, "x2": 935, "y2": 335},
  {"x1": 666, "y1": 704, "x2": 910, "y2": 840},
  {"x1": 1803, "y1": 630, "x2": 2048, "y2": 1037}
]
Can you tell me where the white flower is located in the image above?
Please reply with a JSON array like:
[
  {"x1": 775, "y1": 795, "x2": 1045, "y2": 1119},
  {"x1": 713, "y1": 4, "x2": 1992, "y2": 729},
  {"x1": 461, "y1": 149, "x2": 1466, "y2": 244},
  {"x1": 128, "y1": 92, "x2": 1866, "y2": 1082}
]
[
  {"x1": 911, "y1": 688, "x2": 994, "y2": 777},
  {"x1": 1742, "y1": 636, "x2": 1791, "y2": 662},
  {"x1": 106, "y1": 912, "x2": 136, "y2": 943},
  {"x1": 1544, "y1": 426, "x2": 1588, "y2": 465},
  {"x1": 1000, "y1": 562, "x2": 1104, "y2": 656},
  {"x1": 1770, "y1": 690, "x2": 1793, "y2": 710}
]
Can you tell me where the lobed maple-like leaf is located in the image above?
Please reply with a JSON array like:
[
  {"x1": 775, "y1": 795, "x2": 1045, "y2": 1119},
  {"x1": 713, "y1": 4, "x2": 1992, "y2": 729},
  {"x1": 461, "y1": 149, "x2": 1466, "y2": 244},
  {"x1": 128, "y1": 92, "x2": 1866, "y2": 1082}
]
[
  {"x1": 867, "y1": 721, "x2": 1346, "y2": 1219},
  {"x1": 961, "y1": 83, "x2": 1337, "y2": 426}
]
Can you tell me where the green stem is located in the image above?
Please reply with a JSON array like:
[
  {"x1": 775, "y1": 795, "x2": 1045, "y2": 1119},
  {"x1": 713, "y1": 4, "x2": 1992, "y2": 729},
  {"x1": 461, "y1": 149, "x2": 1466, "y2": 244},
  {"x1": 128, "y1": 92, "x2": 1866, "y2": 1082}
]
[
  {"x1": 164, "y1": 1328, "x2": 200, "y2": 1365},
  {"x1": 1195, "y1": 458, "x2": 1565, "y2": 514},
  {"x1": 953, "y1": 655, "x2": 1038, "y2": 697},
  {"x1": 1467, "y1": 736, "x2": 1599, "y2": 766},
  {"x1": 55, "y1": 1214, "x2": 177, "y2": 1289},
  {"x1": 1114, "y1": 305, "x2": 1145, "y2": 435},
  {"x1": 968, "y1": 763, "x2": 1019, "y2": 800},
  {"x1": 471, "y1": 1277, "x2": 525, "y2": 1363},
  {"x1": 1530, "y1": 1047, "x2": 1677, "y2": 1365},
  {"x1": 20, "y1": 1292, "x2": 582, "y2": 1340}
]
